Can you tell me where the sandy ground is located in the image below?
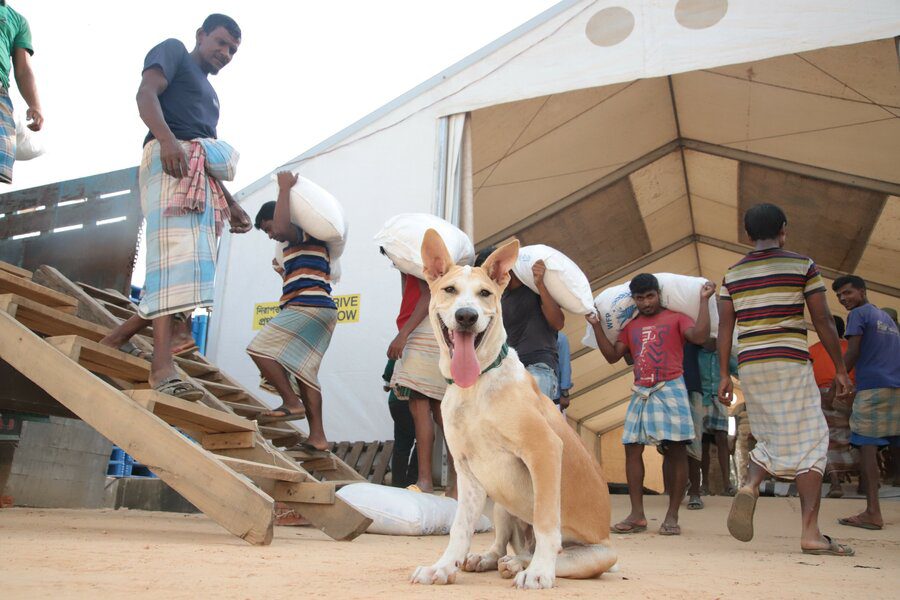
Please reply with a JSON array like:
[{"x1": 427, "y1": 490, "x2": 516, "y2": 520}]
[{"x1": 1, "y1": 495, "x2": 898, "y2": 599}]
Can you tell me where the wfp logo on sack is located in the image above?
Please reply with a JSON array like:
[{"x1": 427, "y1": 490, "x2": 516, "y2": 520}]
[{"x1": 608, "y1": 290, "x2": 637, "y2": 329}]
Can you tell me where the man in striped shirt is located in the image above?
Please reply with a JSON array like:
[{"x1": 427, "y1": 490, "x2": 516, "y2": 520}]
[
  {"x1": 245, "y1": 171, "x2": 337, "y2": 451},
  {"x1": 718, "y1": 203, "x2": 854, "y2": 557}
]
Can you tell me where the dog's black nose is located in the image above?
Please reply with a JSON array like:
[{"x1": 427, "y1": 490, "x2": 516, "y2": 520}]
[{"x1": 455, "y1": 308, "x2": 478, "y2": 328}]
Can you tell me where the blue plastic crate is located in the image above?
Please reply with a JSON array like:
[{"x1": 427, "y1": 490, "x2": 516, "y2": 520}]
[
  {"x1": 107, "y1": 461, "x2": 129, "y2": 477},
  {"x1": 109, "y1": 447, "x2": 125, "y2": 463},
  {"x1": 130, "y1": 464, "x2": 156, "y2": 478}
]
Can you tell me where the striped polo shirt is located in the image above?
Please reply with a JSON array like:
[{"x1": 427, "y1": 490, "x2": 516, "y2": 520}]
[
  {"x1": 720, "y1": 248, "x2": 825, "y2": 366},
  {"x1": 279, "y1": 227, "x2": 337, "y2": 310}
]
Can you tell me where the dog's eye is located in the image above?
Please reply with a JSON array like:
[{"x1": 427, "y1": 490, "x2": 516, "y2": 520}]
[
  {"x1": 479, "y1": 289, "x2": 492, "y2": 298},
  {"x1": 443, "y1": 286, "x2": 456, "y2": 294}
]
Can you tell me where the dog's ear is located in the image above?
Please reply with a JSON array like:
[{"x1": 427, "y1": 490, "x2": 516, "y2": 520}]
[
  {"x1": 481, "y1": 239, "x2": 519, "y2": 287},
  {"x1": 421, "y1": 228, "x2": 454, "y2": 282}
]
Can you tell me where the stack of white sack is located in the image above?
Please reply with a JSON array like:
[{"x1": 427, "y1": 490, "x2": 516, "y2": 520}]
[
  {"x1": 336, "y1": 482, "x2": 492, "y2": 536},
  {"x1": 374, "y1": 213, "x2": 474, "y2": 279},
  {"x1": 512, "y1": 244, "x2": 594, "y2": 315},
  {"x1": 582, "y1": 273, "x2": 719, "y2": 348},
  {"x1": 272, "y1": 174, "x2": 348, "y2": 284}
]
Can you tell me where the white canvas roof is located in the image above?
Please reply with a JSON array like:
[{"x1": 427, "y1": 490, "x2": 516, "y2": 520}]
[{"x1": 213, "y1": 0, "x2": 900, "y2": 442}]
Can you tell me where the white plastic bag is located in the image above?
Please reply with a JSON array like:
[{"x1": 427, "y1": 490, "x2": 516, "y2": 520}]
[
  {"x1": 270, "y1": 173, "x2": 347, "y2": 243},
  {"x1": 336, "y1": 482, "x2": 492, "y2": 536},
  {"x1": 582, "y1": 273, "x2": 719, "y2": 347},
  {"x1": 374, "y1": 213, "x2": 474, "y2": 279},
  {"x1": 512, "y1": 245, "x2": 593, "y2": 314},
  {"x1": 15, "y1": 119, "x2": 44, "y2": 161}
]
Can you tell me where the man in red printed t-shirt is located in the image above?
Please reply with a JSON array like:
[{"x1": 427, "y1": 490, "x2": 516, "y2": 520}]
[{"x1": 587, "y1": 273, "x2": 715, "y2": 536}]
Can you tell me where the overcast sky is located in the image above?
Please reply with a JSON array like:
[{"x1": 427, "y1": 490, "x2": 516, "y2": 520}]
[{"x1": 6, "y1": 0, "x2": 559, "y2": 195}]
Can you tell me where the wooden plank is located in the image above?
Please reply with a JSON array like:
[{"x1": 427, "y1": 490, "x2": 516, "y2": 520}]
[
  {"x1": 344, "y1": 441, "x2": 365, "y2": 471},
  {"x1": 301, "y1": 456, "x2": 338, "y2": 472},
  {"x1": 175, "y1": 356, "x2": 220, "y2": 378},
  {"x1": 223, "y1": 400, "x2": 266, "y2": 415},
  {"x1": 356, "y1": 442, "x2": 380, "y2": 479},
  {"x1": 125, "y1": 390, "x2": 257, "y2": 434},
  {"x1": 286, "y1": 447, "x2": 330, "y2": 461},
  {"x1": 200, "y1": 380, "x2": 247, "y2": 399},
  {"x1": 0, "y1": 294, "x2": 109, "y2": 341},
  {"x1": 0, "y1": 271, "x2": 78, "y2": 313},
  {"x1": 76, "y1": 281, "x2": 132, "y2": 306},
  {"x1": 0, "y1": 312, "x2": 274, "y2": 545},
  {"x1": 48, "y1": 335, "x2": 150, "y2": 382},
  {"x1": 98, "y1": 299, "x2": 137, "y2": 320},
  {"x1": 217, "y1": 456, "x2": 308, "y2": 483},
  {"x1": 0, "y1": 260, "x2": 31, "y2": 279},
  {"x1": 272, "y1": 481, "x2": 335, "y2": 504},
  {"x1": 370, "y1": 440, "x2": 393, "y2": 485},
  {"x1": 201, "y1": 431, "x2": 257, "y2": 450},
  {"x1": 279, "y1": 496, "x2": 372, "y2": 541},
  {"x1": 334, "y1": 441, "x2": 351, "y2": 461}
]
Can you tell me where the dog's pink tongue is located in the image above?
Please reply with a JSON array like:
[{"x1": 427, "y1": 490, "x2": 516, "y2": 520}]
[{"x1": 450, "y1": 330, "x2": 480, "y2": 388}]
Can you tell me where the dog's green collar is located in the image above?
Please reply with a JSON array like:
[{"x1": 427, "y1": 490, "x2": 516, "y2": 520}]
[{"x1": 445, "y1": 343, "x2": 509, "y2": 385}]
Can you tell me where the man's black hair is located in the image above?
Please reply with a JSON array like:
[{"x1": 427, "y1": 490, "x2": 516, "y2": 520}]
[
  {"x1": 202, "y1": 14, "x2": 241, "y2": 39},
  {"x1": 833, "y1": 315, "x2": 846, "y2": 339},
  {"x1": 254, "y1": 201, "x2": 275, "y2": 230},
  {"x1": 743, "y1": 203, "x2": 787, "y2": 241},
  {"x1": 474, "y1": 246, "x2": 496, "y2": 268},
  {"x1": 831, "y1": 275, "x2": 866, "y2": 292},
  {"x1": 629, "y1": 273, "x2": 660, "y2": 296}
]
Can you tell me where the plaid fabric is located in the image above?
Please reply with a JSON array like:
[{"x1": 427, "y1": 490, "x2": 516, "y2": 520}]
[
  {"x1": 166, "y1": 140, "x2": 235, "y2": 235},
  {"x1": 391, "y1": 319, "x2": 447, "y2": 401},
  {"x1": 687, "y1": 391, "x2": 704, "y2": 460},
  {"x1": 850, "y1": 387, "x2": 900, "y2": 439},
  {"x1": 820, "y1": 386, "x2": 858, "y2": 475},
  {"x1": 137, "y1": 141, "x2": 218, "y2": 319},
  {"x1": 704, "y1": 399, "x2": 730, "y2": 433},
  {"x1": 622, "y1": 377, "x2": 694, "y2": 446},
  {"x1": 0, "y1": 87, "x2": 15, "y2": 184},
  {"x1": 739, "y1": 360, "x2": 828, "y2": 478},
  {"x1": 247, "y1": 304, "x2": 337, "y2": 392}
]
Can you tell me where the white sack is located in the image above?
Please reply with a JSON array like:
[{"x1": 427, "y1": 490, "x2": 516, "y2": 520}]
[
  {"x1": 374, "y1": 213, "x2": 474, "y2": 279},
  {"x1": 336, "y1": 482, "x2": 492, "y2": 536},
  {"x1": 512, "y1": 244, "x2": 594, "y2": 314},
  {"x1": 15, "y1": 119, "x2": 44, "y2": 161},
  {"x1": 582, "y1": 273, "x2": 719, "y2": 348}
]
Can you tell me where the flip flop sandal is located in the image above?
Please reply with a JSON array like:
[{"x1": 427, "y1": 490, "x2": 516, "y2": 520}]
[
  {"x1": 153, "y1": 377, "x2": 204, "y2": 402},
  {"x1": 611, "y1": 521, "x2": 647, "y2": 534},
  {"x1": 293, "y1": 441, "x2": 327, "y2": 454},
  {"x1": 838, "y1": 516, "x2": 883, "y2": 530},
  {"x1": 124, "y1": 346, "x2": 152, "y2": 361},
  {"x1": 802, "y1": 535, "x2": 855, "y2": 557},
  {"x1": 406, "y1": 484, "x2": 423, "y2": 493},
  {"x1": 258, "y1": 405, "x2": 306, "y2": 424},
  {"x1": 727, "y1": 489, "x2": 758, "y2": 542},
  {"x1": 687, "y1": 496, "x2": 704, "y2": 510},
  {"x1": 172, "y1": 343, "x2": 199, "y2": 357},
  {"x1": 659, "y1": 523, "x2": 681, "y2": 536}
]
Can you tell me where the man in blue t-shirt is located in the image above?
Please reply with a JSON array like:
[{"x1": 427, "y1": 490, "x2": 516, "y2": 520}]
[
  {"x1": 100, "y1": 15, "x2": 252, "y2": 401},
  {"x1": 833, "y1": 275, "x2": 900, "y2": 531}
]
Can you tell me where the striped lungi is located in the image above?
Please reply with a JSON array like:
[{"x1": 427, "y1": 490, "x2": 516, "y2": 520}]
[
  {"x1": 820, "y1": 385, "x2": 858, "y2": 475},
  {"x1": 850, "y1": 387, "x2": 900, "y2": 440},
  {"x1": 246, "y1": 304, "x2": 337, "y2": 392},
  {"x1": 0, "y1": 87, "x2": 15, "y2": 184},
  {"x1": 739, "y1": 361, "x2": 828, "y2": 478},
  {"x1": 622, "y1": 377, "x2": 694, "y2": 446},
  {"x1": 391, "y1": 319, "x2": 447, "y2": 401},
  {"x1": 137, "y1": 140, "x2": 218, "y2": 319}
]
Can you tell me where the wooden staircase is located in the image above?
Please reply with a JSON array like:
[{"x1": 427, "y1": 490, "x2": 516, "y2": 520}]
[{"x1": 0, "y1": 260, "x2": 371, "y2": 545}]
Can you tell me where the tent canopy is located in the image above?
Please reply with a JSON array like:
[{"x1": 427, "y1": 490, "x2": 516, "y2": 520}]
[{"x1": 470, "y1": 37, "x2": 900, "y2": 434}]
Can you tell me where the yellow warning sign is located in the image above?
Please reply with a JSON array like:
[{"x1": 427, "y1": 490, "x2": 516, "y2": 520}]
[{"x1": 251, "y1": 294, "x2": 361, "y2": 330}]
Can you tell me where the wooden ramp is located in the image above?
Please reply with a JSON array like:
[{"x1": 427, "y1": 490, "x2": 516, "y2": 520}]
[{"x1": 0, "y1": 261, "x2": 371, "y2": 545}]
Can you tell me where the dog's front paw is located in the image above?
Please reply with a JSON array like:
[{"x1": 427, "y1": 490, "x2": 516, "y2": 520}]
[
  {"x1": 410, "y1": 564, "x2": 458, "y2": 585},
  {"x1": 463, "y1": 552, "x2": 499, "y2": 572},
  {"x1": 498, "y1": 555, "x2": 526, "y2": 579},
  {"x1": 514, "y1": 566, "x2": 555, "y2": 590}
]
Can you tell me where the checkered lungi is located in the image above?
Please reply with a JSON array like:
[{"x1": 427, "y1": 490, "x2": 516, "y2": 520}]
[
  {"x1": 850, "y1": 387, "x2": 900, "y2": 440},
  {"x1": 137, "y1": 139, "x2": 238, "y2": 320},
  {"x1": 246, "y1": 305, "x2": 337, "y2": 392},
  {"x1": 739, "y1": 360, "x2": 828, "y2": 478},
  {"x1": 704, "y1": 398, "x2": 730, "y2": 433},
  {"x1": 622, "y1": 377, "x2": 695, "y2": 446},
  {"x1": 0, "y1": 87, "x2": 15, "y2": 184},
  {"x1": 820, "y1": 386, "x2": 858, "y2": 475},
  {"x1": 391, "y1": 319, "x2": 447, "y2": 401}
]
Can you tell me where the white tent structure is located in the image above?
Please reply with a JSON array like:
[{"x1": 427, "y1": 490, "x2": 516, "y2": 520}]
[{"x1": 208, "y1": 0, "x2": 900, "y2": 484}]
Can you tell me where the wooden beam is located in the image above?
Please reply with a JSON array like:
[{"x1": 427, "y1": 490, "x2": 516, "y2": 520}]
[
  {"x1": 279, "y1": 496, "x2": 372, "y2": 541},
  {"x1": 217, "y1": 456, "x2": 308, "y2": 483},
  {"x1": 201, "y1": 431, "x2": 257, "y2": 450},
  {"x1": 0, "y1": 312, "x2": 275, "y2": 545},
  {"x1": 0, "y1": 293, "x2": 109, "y2": 341},
  {"x1": 0, "y1": 260, "x2": 32, "y2": 279},
  {"x1": 76, "y1": 281, "x2": 133, "y2": 306},
  {"x1": 0, "y1": 271, "x2": 78, "y2": 313},
  {"x1": 273, "y1": 481, "x2": 336, "y2": 504},
  {"x1": 125, "y1": 390, "x2": 257, "y2": 435},
  {"x1": 48, "y1": 336, "x2": 150, "y2": 382}
]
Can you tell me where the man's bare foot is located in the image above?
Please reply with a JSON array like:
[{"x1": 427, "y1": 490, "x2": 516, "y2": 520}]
[{"x1": 304, "y1": 434, "x2": 329, "y2": 452}]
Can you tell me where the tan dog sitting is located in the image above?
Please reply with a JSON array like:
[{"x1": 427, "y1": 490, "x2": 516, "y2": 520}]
[{"x1": 410, "y1": 230, "x2": 616, "y2": 590}]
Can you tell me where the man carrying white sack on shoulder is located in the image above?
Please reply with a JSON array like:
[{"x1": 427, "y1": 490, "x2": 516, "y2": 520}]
[
  {"x1": 475, "y1": 247, "x2": 564, "y2": 400},
  {"x1": 246, "y1": 171, "x2": 338, "y2": 451},
  {"x1": 587, "y1": 273, "x2": 715, "y2": 536}
]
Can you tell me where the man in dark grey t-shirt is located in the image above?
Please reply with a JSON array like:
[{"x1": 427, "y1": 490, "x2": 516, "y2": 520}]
[{"x1": 476, "y1": 249, "x2": 565, "y2": 399}]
